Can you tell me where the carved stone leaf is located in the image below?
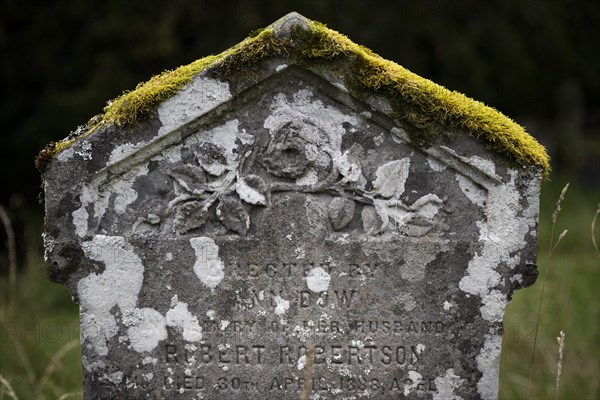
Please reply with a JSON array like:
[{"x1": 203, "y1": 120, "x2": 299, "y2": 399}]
[
  {"x1": 216, "y1": 196, "x2": 250, "y2": 235},
  {"x1": 372, "y1": 194, "x2": 443, "y2": 230},
  {"x1": 173, "y1": 201, "x2": 208, "y2": 234},
  {"x1": 373, "y1": 199, "x2": 407, "y2": 229},
  {"x1": 236, "y1": 175, "x2": 267, "y2": 205},
  {"x1": 372, "y1": 158, "x2": 410, "y2": 199},
  {"x1": 362, "y1": 205, "x2": 386, "y2": 235},
  {"x1": 169, "y1": 165, "x2": 207, "y2": 195},
  {"x1": 410, "y1": 194, "x2": 443, "y2": 218},
  {"x1": 328, "y1": 198, "x2": 355, "y2": 230},
  {"x1": 338, "y1": 144, "x2": 366, "y2": 187}
]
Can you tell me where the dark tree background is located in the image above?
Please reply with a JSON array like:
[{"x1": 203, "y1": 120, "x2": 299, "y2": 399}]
[{"x1": 1, "y1": 0, "x2": 598, "y2": 254}]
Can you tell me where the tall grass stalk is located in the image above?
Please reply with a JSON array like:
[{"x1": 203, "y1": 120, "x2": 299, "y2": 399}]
[
  {"x1": 592, "y1": 203, "x2": 599, "y2": 258},
  {"x1": 555, "y1": 330, "x2": 566, "y2": 400},
  {"x1": 527, "y1": 182, "x2": 569, "y2": 397},
  {"x1": 0, "y1": 374, "x2": 19, "y2": 400},
  {"x1": 0, "y1": 204, "x2": 17, "y2": 312},
  {"x1": 57, "y1": 392, "x2": 83, "y2": 400},
  {"x1": 36, "y1": 340, "x2": 79, "y2": 398},
  {"x1": 8, "y1": 333, "x2": 37, "y2": 386}
]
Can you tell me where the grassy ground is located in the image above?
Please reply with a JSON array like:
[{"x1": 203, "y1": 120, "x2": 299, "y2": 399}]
[
  {"x1": 0, "y1": 250, "x2": 82, "y2": 400},
  {"x1": 500, "y1": 177, "x2": 600, "y2": 399},
  {"x1": 0, "y1": 176, "x2": 598, "y2": 400}
]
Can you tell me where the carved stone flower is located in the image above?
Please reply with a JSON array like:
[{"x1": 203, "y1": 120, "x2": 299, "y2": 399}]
[
  {"x1": 261, "y1": 120, "x2": 333, "y2": 181},
  {"x1": 261, "y1": 121, "x2": 310, "y2": 178}
]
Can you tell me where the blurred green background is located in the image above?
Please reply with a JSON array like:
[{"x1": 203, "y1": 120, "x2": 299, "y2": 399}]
[{"x1": 1, "y1": 0, "x2": 598, "y2": 399}]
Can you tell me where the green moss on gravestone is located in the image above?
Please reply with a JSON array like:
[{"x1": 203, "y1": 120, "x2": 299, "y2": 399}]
[
  {"x1": 36, "y1": 17, "x2": 550, "y2": 177},
  {"x1": 35, "y1": 29, "x2": 283, "y2": 172},
  {"x1": 291, "y1": 21, "x2": 550, "y2": 176}
]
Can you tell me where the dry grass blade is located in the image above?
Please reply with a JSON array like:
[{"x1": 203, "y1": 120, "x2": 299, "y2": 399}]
[
  {"x1": 555, "y1": 330, "x2": 566, "y2": 400},
  {"x1": 554, "y1": 230, "x2": 568, "y2": 254},
  {"x1": 8, "y1": 333, "x2": 37, "y2": 386},
  {"x1": 0, "y1": 375, "x2": 19, "y2": 400},
  {"x1": 35, "y1": 340, "x2": 79, "y2": 398},
  {"x1": 592, "y1": 203, "x2": 599, "y2": 258},
  {"x1": 527, "y1": 182, "x2": 569, "y2": 398},
  {"x1": 57, "y1": 392, "x2": 83, "y2": 400},
  {"x1": 551, "y1": 183, "x2": 570, "y2": 224},
  {"x1": 0, "y1": 204, "x2": 17, "y2": 311}
]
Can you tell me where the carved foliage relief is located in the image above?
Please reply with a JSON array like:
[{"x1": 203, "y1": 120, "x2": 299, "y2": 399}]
[{"x1": 93, "y1": 87, "x2": 466, "y2": 238}]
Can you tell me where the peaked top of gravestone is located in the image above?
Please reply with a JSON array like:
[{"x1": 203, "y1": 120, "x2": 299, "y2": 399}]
[{"x1": 36, "y1": 12, "x2": 550, "y2": 176}]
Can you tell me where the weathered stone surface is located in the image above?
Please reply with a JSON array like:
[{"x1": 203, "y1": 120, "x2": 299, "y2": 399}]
[{"x1": 40, "y1": 13, "x2": 543, "y2": 400}]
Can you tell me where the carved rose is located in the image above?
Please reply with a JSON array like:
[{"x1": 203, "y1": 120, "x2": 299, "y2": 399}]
[{"x1": 261, "y1": 121, "x2": 332, "y2": 180}]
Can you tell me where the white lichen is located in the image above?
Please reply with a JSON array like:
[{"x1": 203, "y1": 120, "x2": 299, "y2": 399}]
[
  {"x1": 433, "y1": 368, "x2": 464, "y2": 400},
  {"x1": 459, "y1": 169, "x2": 538, "y2": 323},
  {"x1": 297, "y1": 354, "x2": 306, "y2": 370},
  {"x1": 443, "y1": 301, "x2": 453, "y2": 311},
  {"x1": 78, "y1": 235, "x2": 146, "y2": 356},
  {"x1": 189, "y1": 237, "x2": 225, "y2": 289},
  {"x1": 476, "y1": 334, "x2": 502, "y2": 399},
  {"x1": 158, "y1": 77, "x2": 232, "y2": 137},
  {"x1": 273, "y1": 295, "x2": 290, "y2": 316},
  {"x1": 306, "y1": 267, "x2": 331, "y2": 293},
  {"x1": 457, "y1": 167, "x2": 540, "y2": 398},
  {"x1": 456, "y1": 174, "x2": 486, "y2": 207},
  {"x1": 127, "y1": 308, "x2": 167, "y2": 353},
  {"x1": 404, "y1": 370, "x2": 422, "y2": 396},
  {"x1": 166, "y1": 300, "x2": 203, "y2": 342}
]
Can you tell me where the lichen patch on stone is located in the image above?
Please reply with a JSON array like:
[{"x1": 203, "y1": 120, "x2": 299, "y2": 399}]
[
  {"x1": 78, "y1": 235, "x2": 146, "y2": 356},
  {"x1": 190, "y1": 237, "x2": 225, "y2": 290},
  {"x1": 476, "y1": 334, "x2": 503, "y2": 399},
  {"x1": 306, "y1": 267, "x2": 331, "y2": 293},
  {"x1": 127, "y1": 308, "x2": 167, "y2": 353},
  {"x1": 166, "y1": 300, "x2": 203, "y2": 342},
  {"x1": 433, "y1": 368, "x2": 465, "y2": 400},
  {"x1": 158, "y1": 77, "x2": 232, "y2": 138}
]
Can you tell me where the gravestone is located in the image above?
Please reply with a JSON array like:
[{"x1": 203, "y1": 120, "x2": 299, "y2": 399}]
[{"x1": 38, "y1": 12, "x2": 549, "y2": 400}]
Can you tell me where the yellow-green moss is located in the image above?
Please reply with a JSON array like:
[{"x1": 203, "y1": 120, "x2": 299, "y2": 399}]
[
  {"x1": 37, "y1": 18, "x2": 550, "y2": 177},
  {"x1": 35, "y1": 29, "x2": 284, "y2": 171},
  {"x1": 292, "y1": 21, "x2": 550, "y2": 176},
  {"x1": 103, "y1": 29, "x2": 284, "y2": 127}
]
